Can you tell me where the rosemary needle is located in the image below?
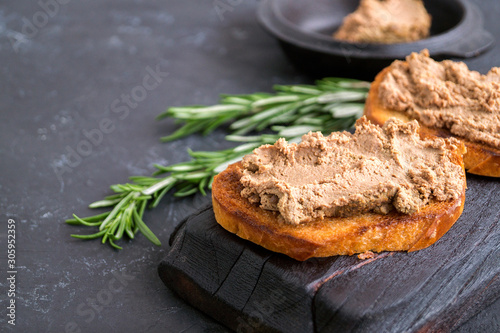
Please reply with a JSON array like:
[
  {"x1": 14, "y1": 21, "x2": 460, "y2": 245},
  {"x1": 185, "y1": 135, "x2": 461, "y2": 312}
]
[{"x1": 67, "y1": 77, "x2": 369, "y2": 249}]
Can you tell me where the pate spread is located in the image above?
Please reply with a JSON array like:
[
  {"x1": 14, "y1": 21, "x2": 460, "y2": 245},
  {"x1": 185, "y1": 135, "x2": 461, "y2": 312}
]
[
  {"x1": 240, "y1": 117, "x2": 463, "y2": 225},
  {"x1": 334, "y1": 0, "x2": 431, "y2": 44},
  {"x1": 378, "y1": 50, "x2": 500, "y2": 149}
]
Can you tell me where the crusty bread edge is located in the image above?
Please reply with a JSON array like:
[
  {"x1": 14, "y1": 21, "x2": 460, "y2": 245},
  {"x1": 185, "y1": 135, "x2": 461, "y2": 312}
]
[
  {"x1": 365, "y1": 67, "x2": 500, "y2": 177},
  {"x1": 212, "y1": 160, "x2": 466, "y2": 261}
]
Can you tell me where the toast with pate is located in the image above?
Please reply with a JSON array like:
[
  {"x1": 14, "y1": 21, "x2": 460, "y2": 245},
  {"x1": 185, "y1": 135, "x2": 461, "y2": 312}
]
[
  {"x1": 364, "y1": 50, "x2": 500, "y2": 177},
  {"x1": 212, "y1": 117, "x2": 466, "y2": 261}
]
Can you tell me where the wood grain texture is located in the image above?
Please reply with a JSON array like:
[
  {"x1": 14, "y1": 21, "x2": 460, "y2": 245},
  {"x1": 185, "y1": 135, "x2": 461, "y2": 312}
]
[{"x1": 159, "y1": 176, "x2": 499, "y2": 333}]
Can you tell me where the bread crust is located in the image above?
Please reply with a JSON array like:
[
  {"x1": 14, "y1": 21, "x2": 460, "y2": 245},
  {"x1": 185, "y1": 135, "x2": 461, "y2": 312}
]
[
  {"x1": 365, "y1": 67, "x2": 500, "y2": 177},
  {"x1": 212, "y1": 160, "x2": 466, "y2": 261}
]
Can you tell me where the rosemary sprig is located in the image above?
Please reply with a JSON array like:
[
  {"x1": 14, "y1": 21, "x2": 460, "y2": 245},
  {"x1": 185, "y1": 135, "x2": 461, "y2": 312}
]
[
  {"x1": 66, "y1": 136, "x2": 284, "y2": 249},
  {"x1": 68, "y1": 77, "x2": 370, "y2": 249},
  {"x1": 157, "y1": 77, "x2": 370, "y2": 141}
]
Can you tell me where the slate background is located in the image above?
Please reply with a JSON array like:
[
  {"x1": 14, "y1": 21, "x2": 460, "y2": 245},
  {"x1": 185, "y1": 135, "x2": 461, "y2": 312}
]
[{"x1": 0, "y1": 1, "x2": 498, "y2": 332}]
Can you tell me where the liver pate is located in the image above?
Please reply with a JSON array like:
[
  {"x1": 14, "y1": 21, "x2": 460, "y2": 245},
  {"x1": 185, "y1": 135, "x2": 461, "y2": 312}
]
[
  {"x1": 240, "y1": 117, "x2": 464, "y2": 225},
  {"x1": 334, "y1": 0, "x2": 431, "y2": 44},
  {"x1": 378, "y1": 50, "x2": 500, "y2": 149}
]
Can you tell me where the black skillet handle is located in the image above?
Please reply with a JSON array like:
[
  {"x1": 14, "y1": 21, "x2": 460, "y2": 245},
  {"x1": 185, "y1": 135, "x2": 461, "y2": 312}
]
[
  {"x1": 439, "y1": 29, "x2": 495, "y2": 58},
  {"x1": 435, "y1": 1, "x2": 495, "y2": 59}
]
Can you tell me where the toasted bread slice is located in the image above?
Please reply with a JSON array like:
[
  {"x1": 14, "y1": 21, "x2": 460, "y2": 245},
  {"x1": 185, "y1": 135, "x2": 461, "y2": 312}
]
[
  {"x1": 212, "y1": 158, "x2": 466, "y2": 261},
  {"x1": 365, "y1": 67, "x2": 500, "y2": 177}
]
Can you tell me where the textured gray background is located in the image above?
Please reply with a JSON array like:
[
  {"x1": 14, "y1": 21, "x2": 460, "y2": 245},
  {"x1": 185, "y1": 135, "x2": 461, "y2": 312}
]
[{"x1": 0, "y1": 1, "x2": 498, "y2": 332}]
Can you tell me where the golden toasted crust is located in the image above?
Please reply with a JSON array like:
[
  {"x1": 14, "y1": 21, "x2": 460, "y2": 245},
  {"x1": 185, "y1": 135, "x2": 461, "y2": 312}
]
[
  {"x1": 365, "y1": 67, "x2": 500, "y2": 177},
  {"x1": 212, "y1": 160, "x2": 466, "y2": 261}
]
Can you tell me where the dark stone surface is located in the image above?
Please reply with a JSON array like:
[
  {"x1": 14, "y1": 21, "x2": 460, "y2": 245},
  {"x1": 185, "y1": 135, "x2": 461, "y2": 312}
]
[{"x1": 0, "y1": 1, "x2": 498, "y2": 332}]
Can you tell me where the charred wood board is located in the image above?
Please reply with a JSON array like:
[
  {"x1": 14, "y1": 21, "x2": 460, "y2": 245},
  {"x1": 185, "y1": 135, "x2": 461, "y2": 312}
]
[{"x1": 158, "y1": 175, "x2": 500, "y2": 332}]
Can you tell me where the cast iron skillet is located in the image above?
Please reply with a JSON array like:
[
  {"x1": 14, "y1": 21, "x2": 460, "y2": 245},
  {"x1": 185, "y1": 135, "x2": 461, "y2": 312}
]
[{"x1": 257, "y1": 0, "x2": 494, "y2": 80}]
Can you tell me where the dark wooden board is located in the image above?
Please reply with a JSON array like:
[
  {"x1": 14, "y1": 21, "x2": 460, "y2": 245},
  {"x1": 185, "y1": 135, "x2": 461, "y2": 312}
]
[{"x1": 159, "y1": 175, "x2": 500, "y2": 333}]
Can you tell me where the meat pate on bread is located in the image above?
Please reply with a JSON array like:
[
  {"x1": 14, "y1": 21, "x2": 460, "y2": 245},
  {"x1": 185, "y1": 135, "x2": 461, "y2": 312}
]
[
  {"x1": 365, "y1": 50, "x2": 500, "y2": 177},
  {"x1": 212, "y1": 117, "x2": 466, "y2": 261}
]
